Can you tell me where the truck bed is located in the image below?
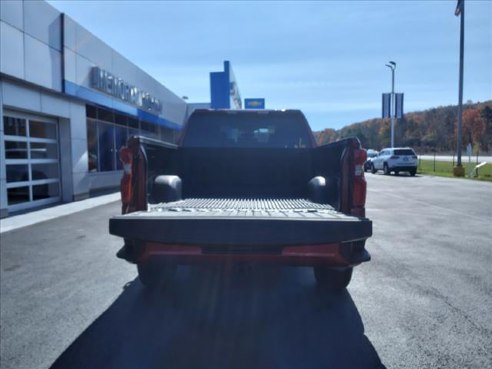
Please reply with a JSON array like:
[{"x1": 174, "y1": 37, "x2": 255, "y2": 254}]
[{"x1": 109, "y1": 198, "x2": 372, "y2": 249}]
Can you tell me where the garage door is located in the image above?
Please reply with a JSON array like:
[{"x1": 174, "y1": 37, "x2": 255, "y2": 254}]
[{"x1": 3, "y1": 112, "x2": 61, "y2": 212}]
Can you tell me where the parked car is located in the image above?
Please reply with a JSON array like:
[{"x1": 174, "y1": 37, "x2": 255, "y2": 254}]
[
  {"x1": 364, "y1": 149, "x2": 379, "y2": 172},
  {"x1": 371, "y1": 147, "x2": 418, "y2": 176}
]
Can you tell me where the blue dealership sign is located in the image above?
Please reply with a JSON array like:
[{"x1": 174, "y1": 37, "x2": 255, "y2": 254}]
[
  {"x1": 245, "y1": 98, "x2": 265, "y2": 109},
  {"x1": 210, "y1": 61, "x2": 242, "y2": 109}
]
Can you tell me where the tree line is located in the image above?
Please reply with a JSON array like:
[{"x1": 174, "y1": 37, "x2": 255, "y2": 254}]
[{"x1": 314, "y1": 100, "x2": 492, "y2": 153}]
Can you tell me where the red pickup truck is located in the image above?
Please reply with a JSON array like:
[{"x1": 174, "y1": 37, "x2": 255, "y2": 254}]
[{"x1": 109, "y1": 109, "x2": 372, "y2": 290}]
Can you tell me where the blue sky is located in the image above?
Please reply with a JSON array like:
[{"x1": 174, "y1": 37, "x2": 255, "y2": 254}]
[{"x1": 47, "y1": 0, "x2": 491, "y2": 131}]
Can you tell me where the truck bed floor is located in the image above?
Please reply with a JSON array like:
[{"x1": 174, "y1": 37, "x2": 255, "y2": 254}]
[{"x1": 147, "y1": 198, "x2": 340, "y2": 219}]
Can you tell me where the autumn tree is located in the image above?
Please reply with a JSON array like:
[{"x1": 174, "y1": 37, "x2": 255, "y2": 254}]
[
  {"x1": 480, "y1": 106, "x2": 492, "y2": 151},
  {"x1": 315, "y1": 128, "x2": 338, "y2": 145},
  {"x1": 461, "y1": 108, "x2": 485, "y2": 149},
  {"x1": 378, "y1": 119, "x2": 391, "y2": 148},
  {"x1": 312, "y1": 100, "x2": 491, "y2": 153}
]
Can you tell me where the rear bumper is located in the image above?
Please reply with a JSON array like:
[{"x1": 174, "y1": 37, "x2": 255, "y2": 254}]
[
  {"x1": 389, "y1": 165, "x2": 417, "y2": 171},
  {"x1": 118, "y1": 241, "x2": 371, "y2": 267}
]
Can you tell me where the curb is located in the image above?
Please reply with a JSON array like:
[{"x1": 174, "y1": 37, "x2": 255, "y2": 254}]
[{"x1": 0, "y1": 193, "x2": 121, "y2": 234}]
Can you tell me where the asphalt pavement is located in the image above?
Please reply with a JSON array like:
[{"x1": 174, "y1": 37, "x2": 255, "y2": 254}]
[
  {"x1": 1, "y1": 174, "x2": 491, "y2": 369},
  {"x1": 358, "y1": 173, "x2": 492, "y2": 368}
]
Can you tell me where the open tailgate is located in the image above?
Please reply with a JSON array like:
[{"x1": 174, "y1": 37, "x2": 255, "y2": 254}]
[{"x1": 109, "y1": 198, "x2": 372, "y2": 247}]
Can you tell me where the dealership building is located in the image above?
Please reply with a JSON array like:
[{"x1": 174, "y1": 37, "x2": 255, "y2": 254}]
[{"x1": 0, "y1": 1, "x2": 248, "y2": 218}]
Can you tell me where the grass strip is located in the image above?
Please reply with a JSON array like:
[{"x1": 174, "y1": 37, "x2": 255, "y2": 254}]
[{"x1": 418, "y1": 159, "x2": 492, "y2": 182}]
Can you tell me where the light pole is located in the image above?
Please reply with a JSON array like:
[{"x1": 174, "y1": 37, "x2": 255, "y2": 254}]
[
  {"x1": 454, "y1": 0, "x2": 465, "y2": 176},
  {"x1": 385, "y1": 61, "x2": 396, "y2": 147}
]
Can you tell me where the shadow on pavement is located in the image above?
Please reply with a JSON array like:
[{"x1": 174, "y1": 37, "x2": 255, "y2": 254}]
[
  {"x1": 50, "y1": 266, "x2": 386, "y2": 369},
  {"x1": 368, "y1": 172, "x2": 421, "y2": 178}
]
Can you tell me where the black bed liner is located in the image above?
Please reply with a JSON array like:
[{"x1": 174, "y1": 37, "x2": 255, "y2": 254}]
[{"x1": 110, "y1": 198, "x2": 372, "y2": 248}]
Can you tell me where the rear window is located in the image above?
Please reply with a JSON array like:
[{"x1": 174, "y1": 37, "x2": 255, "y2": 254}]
[
  {"x1": 182, "y1": 112, "x2": 313, "y2": 148},
  {"x1": 394, "y1": 149, "x2": 416, "y2": 156}
]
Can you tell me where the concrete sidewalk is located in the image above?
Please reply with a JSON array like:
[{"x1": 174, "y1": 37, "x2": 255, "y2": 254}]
[{"x1": 0, "y1": 193, "x2": 121, "y2": 233}]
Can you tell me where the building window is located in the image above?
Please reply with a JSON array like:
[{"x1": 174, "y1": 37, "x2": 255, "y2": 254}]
[
  {"x1": 98, "y1": 122, "x2": 116, "y2": 171},
  {"x1": 86, "y1": 106, "x2": 165, "y2": 172},
  {"x1": 87, "y1": 120, "x2": 98, "y2": 172},
  {"x1": 87, "y1": 118, "x2": 126, "y2": 172},
  {"x1": 85, "y1": 105, "x2": 176, "y2": 172}
]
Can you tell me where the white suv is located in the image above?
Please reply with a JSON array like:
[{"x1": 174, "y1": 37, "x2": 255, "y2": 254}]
[{"x1": 371, "y1": 147, "x2": 418, "y2": 176}]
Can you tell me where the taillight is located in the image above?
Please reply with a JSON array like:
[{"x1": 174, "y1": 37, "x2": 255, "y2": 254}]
[
  {"x1": 352, "y1": 148, "x2": 367, "y2": 217},
  {"x1": 119, "y1": 147, "x2": 133, "y2": 213},
  {"x1": 354, "y1": 148, "x2": 367, "y2": 177}
]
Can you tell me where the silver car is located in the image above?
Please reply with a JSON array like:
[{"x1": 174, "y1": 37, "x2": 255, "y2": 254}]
[{"x1": 371, "y1": 147, "x2": 418, "y2": 176}]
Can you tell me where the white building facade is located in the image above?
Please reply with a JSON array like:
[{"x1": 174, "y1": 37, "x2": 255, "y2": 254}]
[{"x1": 0, "y1": 0, "x2": 187, "y2": 217}]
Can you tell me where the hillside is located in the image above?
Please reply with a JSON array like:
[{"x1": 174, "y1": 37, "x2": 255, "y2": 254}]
[{"x1": 314, "y1": 101, "x2": 492, "y2": 153}]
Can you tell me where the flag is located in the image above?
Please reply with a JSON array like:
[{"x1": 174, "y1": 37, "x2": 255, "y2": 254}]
[
  {"x1": 382, "y1": 93, "x2": 391, "y2": 118},
  {"x1": 455, "y1": 0, "x2": 463, "y2": 16},
  {"x1": 395, "y1": 93, "x2": 404, "y2": 119}
]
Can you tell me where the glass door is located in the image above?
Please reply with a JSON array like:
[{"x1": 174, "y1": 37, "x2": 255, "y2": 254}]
[{"x1": 3, "y1": 112, "x2": 61, "y2": 212}]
